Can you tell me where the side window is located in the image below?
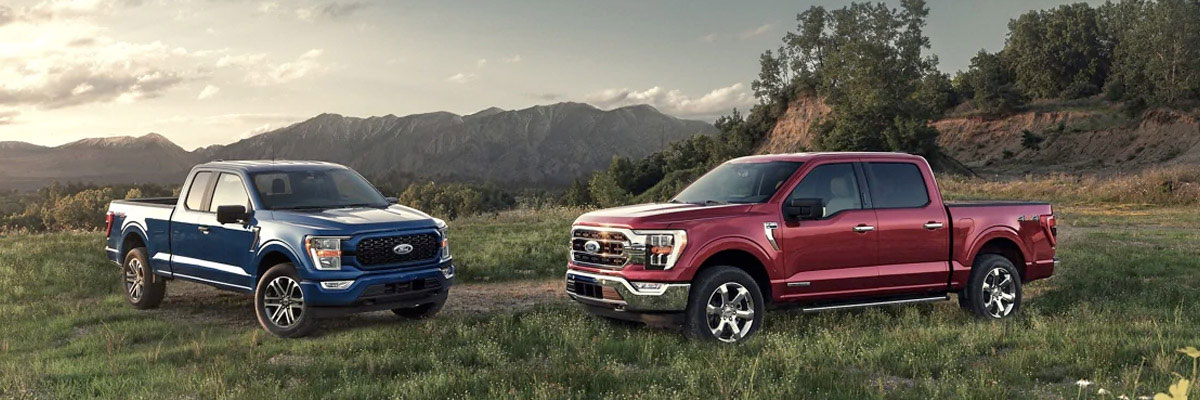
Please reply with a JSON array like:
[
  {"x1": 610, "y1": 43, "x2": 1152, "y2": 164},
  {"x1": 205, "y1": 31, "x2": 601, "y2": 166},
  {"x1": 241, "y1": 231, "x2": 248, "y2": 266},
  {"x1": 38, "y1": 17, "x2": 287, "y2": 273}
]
[
  {"x1": 185, "y1": 171, "x2": 213, "y2": 211},
  {"x1": 865, "y1": 162, "x2": 930, "y2": 208},
  {"x1": 208, "y1": 173, "x2": 250, "y2": 212},
  {"x1": 787, "y1": 163, "x2": 862, "y2": 217}
]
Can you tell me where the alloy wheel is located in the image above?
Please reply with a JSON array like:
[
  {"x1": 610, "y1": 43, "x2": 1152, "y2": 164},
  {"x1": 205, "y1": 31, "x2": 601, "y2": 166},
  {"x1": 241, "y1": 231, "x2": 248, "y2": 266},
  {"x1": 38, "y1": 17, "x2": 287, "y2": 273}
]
[
  {"x1": 705, "y1": 282, "x2": 755, "y2": 342},
  {"x1": 981, "y1": 267, "x2": 1017, "y2": 318},
  {"x1": 262, "y1": 276, "x2": 305, "y2": 328},
  {"x1": 124, "y1": 258, "x2": 144, "y2": 302}
]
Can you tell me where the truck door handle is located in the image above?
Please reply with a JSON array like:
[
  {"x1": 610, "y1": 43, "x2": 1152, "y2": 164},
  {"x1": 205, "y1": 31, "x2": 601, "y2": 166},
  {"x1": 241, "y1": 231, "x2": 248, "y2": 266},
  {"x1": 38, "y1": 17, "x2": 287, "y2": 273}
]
[
  {"x1": 923, "y1": 222, "x2": 944, "y2": 230},
  {"x1": 853, "y1": 225, "x2": 875, "y2": 233},
  {"x1": 198, "y1": 226, "x2": 210, "y2": 234}
]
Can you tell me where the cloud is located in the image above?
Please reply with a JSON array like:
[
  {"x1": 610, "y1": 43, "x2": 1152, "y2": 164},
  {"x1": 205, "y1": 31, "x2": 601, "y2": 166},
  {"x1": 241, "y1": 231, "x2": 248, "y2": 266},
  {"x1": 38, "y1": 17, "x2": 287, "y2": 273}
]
[
  {"x1": 526, "y1": 92, "x2": 561, "y2": 101},
  {"x1": 320, "y1": 1, "x2": 368, "y2": 18},
  {"x1": 699, "y1": 33, "x2": 718, "y2": 43},
  {"x1": 293, "y1": 1, "x2": 367, "y2": 21},
  {"x1": 445, "y1": 73, "x2": 478, "y2": 84},
  {"x1": 197, "y1": 84, "x2": 220, "y2": 100},
  {"x1": 586, "y1": 83, "x2": 755, "y2": 119},
  {"x1": 0, "y1": 6, "x2": 14, "y2": 26},
  {"x1": 738, "y1": 23, "x2": 773, "y2": 40},
  {"x1": 501, "y1": 54, "x2": 522, "y2": 63},
  {"x1": 476, "y1": 58, "x2": 487, "y2": 68},
  {"x1": 217, "y1": 49, "x2": 326, "y2": 85},
  {"x1": 0, "y1": 30, "x2": 193, "y2": 109},
  {"x1": 0, "y1": 109, "x2": 18, "y2": 125},
  {"x1": 257, "y1": 1, "x2": 279, "y2": 13}
]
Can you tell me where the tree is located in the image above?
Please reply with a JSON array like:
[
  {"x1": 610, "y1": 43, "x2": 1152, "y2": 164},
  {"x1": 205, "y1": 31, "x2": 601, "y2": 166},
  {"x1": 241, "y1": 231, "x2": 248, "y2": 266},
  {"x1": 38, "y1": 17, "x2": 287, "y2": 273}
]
[
  {"x1": 1005, "y1": 3, "x2": 1108, "y2": 99},
  {"x1": 959, "y1": 50, "x2": 1026, "y2": 114},
  {"x1": 562, "y1": 179, "x2": 592, "y2": 206},
  {"x1": 1107, "y1": 0, "x2": 1200, "y2": 107}
]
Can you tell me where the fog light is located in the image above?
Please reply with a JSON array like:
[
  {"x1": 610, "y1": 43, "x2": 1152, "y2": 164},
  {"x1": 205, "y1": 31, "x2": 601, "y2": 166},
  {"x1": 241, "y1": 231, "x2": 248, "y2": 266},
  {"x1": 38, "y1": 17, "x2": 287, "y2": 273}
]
[
  {"x1": 441, "y1": 264, "x2": 455, "y2": 279},
  {"x1": 319, "y1": 280, "x2": 353, "y2": 290},
  {"x1": 631, "y1": 282, "x2": 664, "y2": 291}
]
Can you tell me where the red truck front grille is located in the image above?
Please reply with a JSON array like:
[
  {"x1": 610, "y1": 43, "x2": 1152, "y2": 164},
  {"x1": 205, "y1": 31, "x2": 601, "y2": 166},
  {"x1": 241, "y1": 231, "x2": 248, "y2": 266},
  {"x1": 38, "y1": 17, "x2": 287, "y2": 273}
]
[{"x1": 570, "y1": 228, "x2": 630, "y2": 268}]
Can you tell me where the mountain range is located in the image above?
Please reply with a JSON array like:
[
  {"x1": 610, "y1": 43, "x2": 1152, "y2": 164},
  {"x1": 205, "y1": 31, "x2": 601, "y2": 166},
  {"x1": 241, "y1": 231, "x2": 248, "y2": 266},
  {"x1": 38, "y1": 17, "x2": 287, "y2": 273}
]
[{"x1": 0, "y1": 103, "x2": 716, "y2": 191}]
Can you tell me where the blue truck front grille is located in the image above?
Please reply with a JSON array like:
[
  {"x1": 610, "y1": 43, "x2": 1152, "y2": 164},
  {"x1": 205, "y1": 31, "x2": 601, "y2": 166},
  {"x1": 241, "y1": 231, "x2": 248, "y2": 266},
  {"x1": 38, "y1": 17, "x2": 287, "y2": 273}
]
[{"x1": 354, "y1": 233, "x2": 440, "y2": 267}]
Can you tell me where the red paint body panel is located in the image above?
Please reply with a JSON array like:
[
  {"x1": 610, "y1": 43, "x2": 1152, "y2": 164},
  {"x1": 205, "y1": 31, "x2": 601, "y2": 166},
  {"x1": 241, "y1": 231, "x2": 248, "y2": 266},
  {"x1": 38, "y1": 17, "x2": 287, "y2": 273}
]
[{"x1": 568, "y1": 152, "x2": 1058, "y2": 304}]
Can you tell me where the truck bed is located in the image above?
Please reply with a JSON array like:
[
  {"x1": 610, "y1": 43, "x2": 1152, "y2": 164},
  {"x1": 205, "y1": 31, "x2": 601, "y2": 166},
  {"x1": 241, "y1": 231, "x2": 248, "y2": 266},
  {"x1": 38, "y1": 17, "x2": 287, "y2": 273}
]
[
  {"x1": 946, "y1": 201, "x2": 1050, "y2": 208},
  {"x1": 111, "y1": 197, "x2": 178, "y2": 208}
]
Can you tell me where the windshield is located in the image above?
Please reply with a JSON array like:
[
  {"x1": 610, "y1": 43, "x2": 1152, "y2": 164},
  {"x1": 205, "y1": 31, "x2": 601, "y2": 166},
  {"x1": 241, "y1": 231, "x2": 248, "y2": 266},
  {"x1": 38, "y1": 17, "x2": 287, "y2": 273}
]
[
  {"x1": 672, "y1": 161, "x2": 803, "y2": 205},
  {"x1": 252, "y1": 169, "x2": 389, "y2": 210}
]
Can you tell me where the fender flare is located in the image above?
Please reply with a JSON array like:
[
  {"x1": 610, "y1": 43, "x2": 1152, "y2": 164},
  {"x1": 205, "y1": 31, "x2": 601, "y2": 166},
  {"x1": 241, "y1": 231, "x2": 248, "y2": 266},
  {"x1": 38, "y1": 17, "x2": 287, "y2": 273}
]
[
  {"x1": 252, "y1": 240, "x2": 305, "y2": 282},
  {"x1": 117, "y1": 222, "x2": 150, "y2": 257},
  {"x1": 683, "y1": 235, "x2": 776, "y2": 281},
  {"x1": 966, "y1": 226, "x2": 1032, "y2": 267}
]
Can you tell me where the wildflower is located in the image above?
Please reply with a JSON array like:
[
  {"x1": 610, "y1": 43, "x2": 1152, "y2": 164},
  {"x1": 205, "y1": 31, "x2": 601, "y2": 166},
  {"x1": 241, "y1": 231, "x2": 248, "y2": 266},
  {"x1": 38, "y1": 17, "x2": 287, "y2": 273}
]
[
  {"x1": 1098, "y1": 388, "x2": 1109, "y2": 395},
  {"x1": 1076, "y1": 379, "x2": 1094, "y2": 388},
  {"x1": 1117, "y1": 395, "x2": 1129, "y2": 400},
  {"x1": 1179, "y1": 346, "x2": 1200, "y2": 358}
]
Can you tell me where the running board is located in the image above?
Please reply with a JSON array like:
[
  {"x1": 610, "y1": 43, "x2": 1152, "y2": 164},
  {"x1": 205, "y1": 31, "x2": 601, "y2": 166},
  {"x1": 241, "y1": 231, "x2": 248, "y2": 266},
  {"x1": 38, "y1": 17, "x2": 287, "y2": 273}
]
[{"x1": 801, "y1": 295, "x2": 949, "y2": 313}]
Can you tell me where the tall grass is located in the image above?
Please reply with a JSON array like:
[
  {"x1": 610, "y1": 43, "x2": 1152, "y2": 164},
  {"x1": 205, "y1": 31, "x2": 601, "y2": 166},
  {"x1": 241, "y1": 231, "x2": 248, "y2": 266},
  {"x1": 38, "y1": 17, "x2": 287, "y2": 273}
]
[{"x1": 940, "y1": 166, "x2": 1200, "y2": 206}]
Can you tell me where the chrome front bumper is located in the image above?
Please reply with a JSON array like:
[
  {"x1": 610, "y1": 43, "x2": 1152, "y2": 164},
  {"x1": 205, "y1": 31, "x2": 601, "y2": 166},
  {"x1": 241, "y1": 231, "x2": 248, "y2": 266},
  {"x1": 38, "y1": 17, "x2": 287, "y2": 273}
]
[{"x1": 564, "y1": 270, "x2": 690, "y2": 312}]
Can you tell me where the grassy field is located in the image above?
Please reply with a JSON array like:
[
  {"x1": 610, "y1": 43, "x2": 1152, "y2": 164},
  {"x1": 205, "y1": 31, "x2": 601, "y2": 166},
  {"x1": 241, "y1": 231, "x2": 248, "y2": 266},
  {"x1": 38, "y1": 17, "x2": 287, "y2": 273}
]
[{"x1": 2, "y1": 205, "x2": 1198, "y2": 399}]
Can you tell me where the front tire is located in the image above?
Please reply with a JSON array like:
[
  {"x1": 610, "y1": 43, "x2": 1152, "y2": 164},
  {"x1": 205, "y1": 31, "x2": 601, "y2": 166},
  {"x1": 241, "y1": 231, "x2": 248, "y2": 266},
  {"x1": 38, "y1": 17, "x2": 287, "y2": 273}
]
[
  {"x1": 254, "y1": 263, "x2": 317, "y2": 338},
  {"x1": 123, "y1": 247, "x2": 165, "y2": 309},
  {"x1": 683, "y1": 266, "x2": 765, "y2": 343},
  {"x1": 964, "y1": 254, "x2": 1023, "y2": 319}
]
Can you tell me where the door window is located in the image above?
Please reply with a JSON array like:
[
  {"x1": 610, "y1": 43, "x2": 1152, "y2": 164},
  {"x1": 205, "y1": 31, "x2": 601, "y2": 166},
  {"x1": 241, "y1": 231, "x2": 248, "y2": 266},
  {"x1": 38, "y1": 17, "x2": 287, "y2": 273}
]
[
  {"x1": 208, "y1": 173, "x2": 250, "y2": 212},
  {"x1": 185, "y1": 171, "x2": 213, "y2": 211},
  {"x1": 864, "y1": 162, "x2": 929, "y2": 208},
  {"x1": 787, "y1": 163, "x2": 863, "y2": 217}
]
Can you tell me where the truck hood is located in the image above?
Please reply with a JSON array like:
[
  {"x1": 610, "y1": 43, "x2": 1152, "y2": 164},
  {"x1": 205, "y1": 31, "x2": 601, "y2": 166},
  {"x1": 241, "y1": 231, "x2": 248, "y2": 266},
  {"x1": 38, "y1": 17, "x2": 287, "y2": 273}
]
[
  {"x1": 575, "y1": 203, "x2": 753, "y2": 227},
  {"x1": 268, "y1": 205, "x2": 437, "y2": 233}
]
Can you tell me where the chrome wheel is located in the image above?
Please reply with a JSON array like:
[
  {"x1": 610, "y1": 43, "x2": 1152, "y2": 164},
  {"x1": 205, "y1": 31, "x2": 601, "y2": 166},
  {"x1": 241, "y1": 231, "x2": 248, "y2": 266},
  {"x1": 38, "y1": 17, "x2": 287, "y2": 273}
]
[
  {"x1": 262, "y1": 276, "x2": 304, "y2": 328},
  {"x1": 705, "y1": 282, "x2": 755, "y2": 343},
  {"x1": 981, "y1": 267, "x2": 1016, "y2": 318},
  {"x1": 124, "y1": 257, "x2": 144, "y2": 302}
]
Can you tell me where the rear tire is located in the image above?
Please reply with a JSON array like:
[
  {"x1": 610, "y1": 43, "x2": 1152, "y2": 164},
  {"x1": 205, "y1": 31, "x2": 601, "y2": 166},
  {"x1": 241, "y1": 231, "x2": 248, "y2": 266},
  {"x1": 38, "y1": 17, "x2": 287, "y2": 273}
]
[
  {"x1": 391, "y1": 298, "x2": 445, "y2": 319},
  {"x1": 964, "y1": 254, "x2": 1023, "y2": 319},
  {"x1": 683, "y1": 266, "x2": 765, "y2": 343},
  {"x1": 254, "y1": 263, "x2": 317, "y2": 338},
  {"x1": 123, "y1": 247, "x2": 165, "y2": 309}
]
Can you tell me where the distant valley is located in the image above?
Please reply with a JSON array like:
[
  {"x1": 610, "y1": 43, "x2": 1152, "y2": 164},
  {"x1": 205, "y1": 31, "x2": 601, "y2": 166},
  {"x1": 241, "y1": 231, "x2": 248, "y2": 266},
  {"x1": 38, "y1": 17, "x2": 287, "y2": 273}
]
[{"x1": 0, "y1": 103, "x2": 716, "y2": 191}]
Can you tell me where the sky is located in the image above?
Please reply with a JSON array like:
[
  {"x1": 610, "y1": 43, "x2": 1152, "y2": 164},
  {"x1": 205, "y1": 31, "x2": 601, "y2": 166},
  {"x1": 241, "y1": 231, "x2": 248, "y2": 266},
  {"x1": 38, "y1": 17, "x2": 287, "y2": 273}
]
[{"x1": 0, "y1": 0, "x2": 1096, "y2": 150}]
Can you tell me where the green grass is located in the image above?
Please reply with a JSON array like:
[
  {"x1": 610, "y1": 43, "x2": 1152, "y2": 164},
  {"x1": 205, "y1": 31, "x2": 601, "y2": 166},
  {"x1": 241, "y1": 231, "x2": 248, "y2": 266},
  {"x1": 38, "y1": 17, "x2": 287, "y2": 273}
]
[
  {"x1": 451, "y1": 207, "x2": 580, "y2": 282},
  {"x1": 2, "y1": 207, "x2": 1198, "y2": 399}
]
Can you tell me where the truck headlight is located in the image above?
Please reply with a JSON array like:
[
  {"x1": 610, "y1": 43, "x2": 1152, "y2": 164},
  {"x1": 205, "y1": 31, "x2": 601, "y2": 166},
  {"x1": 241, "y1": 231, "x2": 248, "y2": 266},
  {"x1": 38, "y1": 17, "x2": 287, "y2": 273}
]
[
  {"x1": 305, "y1": 236, "x2": 345, "y2": 271},
  {"x1": 634, "y1": 230, "x2": 687, "y2": 270},
  {"x1": 435, "y1": 218, "x2": 451, "y2": 262}
]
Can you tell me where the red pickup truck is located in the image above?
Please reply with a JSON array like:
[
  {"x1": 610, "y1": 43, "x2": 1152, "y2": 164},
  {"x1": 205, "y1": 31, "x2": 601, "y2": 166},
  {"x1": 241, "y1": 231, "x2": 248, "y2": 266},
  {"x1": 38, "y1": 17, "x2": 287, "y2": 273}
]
[{"x1": 565, "y1": 152, "x2": 1058, "y2": 343}]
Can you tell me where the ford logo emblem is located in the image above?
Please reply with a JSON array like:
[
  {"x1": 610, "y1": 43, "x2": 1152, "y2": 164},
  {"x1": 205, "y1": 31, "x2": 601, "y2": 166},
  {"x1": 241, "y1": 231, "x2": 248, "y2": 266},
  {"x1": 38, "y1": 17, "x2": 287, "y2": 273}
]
[
  {"x1": 392, "y1": 244, "x2": 414, "y2": 255},
  {"x1": 583, "y1": 240, "x2": 601, "y2": 254}
]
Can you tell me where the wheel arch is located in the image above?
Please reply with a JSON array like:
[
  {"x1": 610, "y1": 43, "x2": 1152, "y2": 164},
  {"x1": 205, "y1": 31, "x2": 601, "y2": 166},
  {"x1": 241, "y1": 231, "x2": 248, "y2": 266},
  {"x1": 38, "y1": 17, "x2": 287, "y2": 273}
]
[
  {"x1": 689, "y1": 239, "x2": 774, "y2": 303},
  {"x1": 253, "y1": 241, "x2": 304, "y2": 285},
  {"x1": 971, "y1": 232, "x2": 1029, "y2": 281},
  {"x1": 118, "y1": 224, "x2": 150, "y2": 259}
]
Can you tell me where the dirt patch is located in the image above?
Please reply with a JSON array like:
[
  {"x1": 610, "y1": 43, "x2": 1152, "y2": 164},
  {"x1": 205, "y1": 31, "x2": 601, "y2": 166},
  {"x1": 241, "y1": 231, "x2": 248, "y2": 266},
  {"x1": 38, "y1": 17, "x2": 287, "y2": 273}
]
[{"x1": 444, "y1": 279, "x2": 568, "y2": 314}]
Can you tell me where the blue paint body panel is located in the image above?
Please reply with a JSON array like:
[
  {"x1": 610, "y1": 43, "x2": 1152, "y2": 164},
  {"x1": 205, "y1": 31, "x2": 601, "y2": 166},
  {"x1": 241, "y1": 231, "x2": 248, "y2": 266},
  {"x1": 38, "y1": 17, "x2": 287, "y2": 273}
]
[{"x1": 105, "y1": 160, "x2": 453, "y2": 311}]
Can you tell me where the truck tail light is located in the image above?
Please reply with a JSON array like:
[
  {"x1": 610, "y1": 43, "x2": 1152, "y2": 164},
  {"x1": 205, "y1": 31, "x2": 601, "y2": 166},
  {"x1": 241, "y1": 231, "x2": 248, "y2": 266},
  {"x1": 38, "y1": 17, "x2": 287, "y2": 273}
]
[
  {"x1": 104, "y1": 211, "x2": 115, "y2": 237},
  {"x1": 1041, "y1": 214, "x2": 1057, "y2": 246},
  {"x1": 305, "y1": 236, "x2": 344, "y2": 270}
]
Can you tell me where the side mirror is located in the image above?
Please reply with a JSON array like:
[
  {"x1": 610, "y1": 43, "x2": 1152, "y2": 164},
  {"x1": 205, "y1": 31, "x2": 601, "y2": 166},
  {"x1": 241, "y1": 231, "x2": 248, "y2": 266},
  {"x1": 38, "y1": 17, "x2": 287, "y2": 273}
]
[
  {"x1": 216, "y1": 205, "x2": 251, "y2": 225},
  {"x1": 385, "y1": 197, "x2": 399, "y2": 204},
  {"x1": 783, "y1": 198, "x2": 824, "y2": 221}
]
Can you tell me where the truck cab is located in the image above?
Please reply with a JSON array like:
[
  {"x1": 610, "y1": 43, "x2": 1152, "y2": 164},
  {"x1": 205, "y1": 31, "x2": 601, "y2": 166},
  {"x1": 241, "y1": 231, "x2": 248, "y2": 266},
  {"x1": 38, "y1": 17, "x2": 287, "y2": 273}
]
[
  {"x1": 566, "y1": 152, "x2": 1058, "y2": 343},
  {"x1": 105, "y1": 160, "x2": 454, "y2": 337}
]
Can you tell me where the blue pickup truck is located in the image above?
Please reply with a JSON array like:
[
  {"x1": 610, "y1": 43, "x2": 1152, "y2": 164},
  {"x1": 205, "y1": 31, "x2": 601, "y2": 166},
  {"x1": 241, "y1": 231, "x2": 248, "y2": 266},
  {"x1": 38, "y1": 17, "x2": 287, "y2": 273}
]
[{"x1": 104, "y1": 160, "x2": 454, "y2": 337}]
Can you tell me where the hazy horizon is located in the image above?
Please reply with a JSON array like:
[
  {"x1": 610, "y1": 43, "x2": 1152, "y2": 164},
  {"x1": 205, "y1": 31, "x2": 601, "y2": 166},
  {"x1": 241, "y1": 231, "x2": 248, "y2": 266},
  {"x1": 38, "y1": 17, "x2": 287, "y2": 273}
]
[{"x1": 0, "y1": 0, "x2": 1098, "y2": 149}]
